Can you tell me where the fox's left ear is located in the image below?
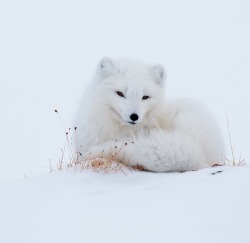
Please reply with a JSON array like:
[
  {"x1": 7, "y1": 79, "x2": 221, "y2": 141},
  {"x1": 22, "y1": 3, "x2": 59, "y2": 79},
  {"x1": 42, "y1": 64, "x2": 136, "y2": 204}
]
[{"x1": 150, "y1": 64, "x2": 166, "y2": 85}]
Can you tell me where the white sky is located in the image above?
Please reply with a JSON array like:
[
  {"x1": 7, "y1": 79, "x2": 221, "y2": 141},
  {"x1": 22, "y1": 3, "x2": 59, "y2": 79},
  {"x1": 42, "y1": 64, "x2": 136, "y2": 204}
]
[{"x1": 0, "y1": 0, "x2": 249, "y2": 181}]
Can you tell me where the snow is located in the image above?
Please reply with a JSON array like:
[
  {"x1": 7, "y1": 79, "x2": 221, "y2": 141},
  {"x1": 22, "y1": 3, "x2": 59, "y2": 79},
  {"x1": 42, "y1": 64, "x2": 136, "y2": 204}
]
[
  {"x1": 0, "y1": 0, "x2": 250, "y2": 242},
  {"x1": 1, "y1": 166, "x2": 249, "y2": 243}
]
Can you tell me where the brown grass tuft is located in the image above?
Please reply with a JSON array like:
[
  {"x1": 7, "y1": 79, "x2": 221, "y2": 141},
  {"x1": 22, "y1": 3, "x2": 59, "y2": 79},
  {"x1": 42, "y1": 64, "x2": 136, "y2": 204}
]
[{"x1": 223, "y1": 114, "x2": 246, "y2": 167}]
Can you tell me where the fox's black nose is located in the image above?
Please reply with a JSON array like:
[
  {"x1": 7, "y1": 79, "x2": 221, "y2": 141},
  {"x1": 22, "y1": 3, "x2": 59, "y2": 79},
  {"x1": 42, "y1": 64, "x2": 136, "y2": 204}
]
[{"x1": 130, "y1": 113, "x2": 139, "y2": 121}]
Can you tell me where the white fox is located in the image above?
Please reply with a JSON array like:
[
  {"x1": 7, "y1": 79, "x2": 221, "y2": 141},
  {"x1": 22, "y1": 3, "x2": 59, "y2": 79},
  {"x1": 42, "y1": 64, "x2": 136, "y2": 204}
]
[{"x1": 74, "y1": 57, "x2": 224, "y2": 172}]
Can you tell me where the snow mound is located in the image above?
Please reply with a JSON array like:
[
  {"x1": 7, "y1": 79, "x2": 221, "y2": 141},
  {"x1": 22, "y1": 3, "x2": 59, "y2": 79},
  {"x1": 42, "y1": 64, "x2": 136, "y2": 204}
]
[{"x1": 0, "y1": 166, "x2": 250, "y2": 243}]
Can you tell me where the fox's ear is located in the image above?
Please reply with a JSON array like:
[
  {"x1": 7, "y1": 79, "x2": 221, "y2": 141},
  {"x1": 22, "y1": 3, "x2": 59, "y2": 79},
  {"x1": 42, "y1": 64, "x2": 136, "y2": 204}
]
[
  {"x1": 97, "y1": 57, "x2": 117, "y2": 78},
  {"x1": 150, "y1": 64, "x2": 166, "y2": 85}
]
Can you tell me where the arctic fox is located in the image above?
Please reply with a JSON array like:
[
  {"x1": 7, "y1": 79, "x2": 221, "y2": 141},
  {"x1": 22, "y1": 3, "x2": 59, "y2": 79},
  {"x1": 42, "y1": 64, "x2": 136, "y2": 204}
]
[{"x1": 74, "y1": 57, "x2": 224, "y2": 172}]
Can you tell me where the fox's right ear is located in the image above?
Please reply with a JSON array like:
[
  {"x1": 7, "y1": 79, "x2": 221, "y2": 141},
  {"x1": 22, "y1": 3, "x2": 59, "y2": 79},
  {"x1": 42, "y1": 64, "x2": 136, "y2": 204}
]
[{"x1": 97, "y1": 57, "x2": 117, "y2": 79}]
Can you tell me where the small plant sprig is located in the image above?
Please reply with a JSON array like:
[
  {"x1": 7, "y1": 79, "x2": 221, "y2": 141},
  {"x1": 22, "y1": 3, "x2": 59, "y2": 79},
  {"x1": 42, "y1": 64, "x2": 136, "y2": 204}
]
[{"x1": 224, "y1": 114, "x2": 246, "y2": 166}]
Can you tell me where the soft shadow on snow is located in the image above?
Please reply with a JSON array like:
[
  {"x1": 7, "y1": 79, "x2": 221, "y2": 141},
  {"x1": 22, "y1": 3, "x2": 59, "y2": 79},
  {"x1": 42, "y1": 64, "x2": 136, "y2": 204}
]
[{"x1": 0, "y1": 166, "x2": 249, "y2": 243}]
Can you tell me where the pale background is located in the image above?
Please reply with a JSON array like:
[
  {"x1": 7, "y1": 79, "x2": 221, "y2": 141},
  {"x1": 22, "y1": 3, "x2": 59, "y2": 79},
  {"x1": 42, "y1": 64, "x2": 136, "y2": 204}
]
[{"x1": 0, "y1": 0, "x2": 249, "y2": 181}]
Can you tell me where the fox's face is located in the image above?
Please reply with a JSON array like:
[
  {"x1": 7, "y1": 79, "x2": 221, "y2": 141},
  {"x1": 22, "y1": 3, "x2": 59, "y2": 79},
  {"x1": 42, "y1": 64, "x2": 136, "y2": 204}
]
[{"x1": 95, "y1": 57, "x2": 166, "y2": 127}]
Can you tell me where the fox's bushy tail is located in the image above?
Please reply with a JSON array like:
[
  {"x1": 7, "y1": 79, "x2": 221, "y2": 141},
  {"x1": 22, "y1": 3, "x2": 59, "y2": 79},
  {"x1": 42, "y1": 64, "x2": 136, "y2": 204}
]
[{"x1": 83, "y1": 129, "x2": 222, "y2": 172}]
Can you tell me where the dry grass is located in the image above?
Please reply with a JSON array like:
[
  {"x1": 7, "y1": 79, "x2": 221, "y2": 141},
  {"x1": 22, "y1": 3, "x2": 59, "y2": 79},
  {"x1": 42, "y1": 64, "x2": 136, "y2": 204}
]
[
  {"x1": 57, "y1": 144, "x2": 135, "y2": 175},
  {"x1": 223, "y1": 115, "x2": 246, "y2": 167}
]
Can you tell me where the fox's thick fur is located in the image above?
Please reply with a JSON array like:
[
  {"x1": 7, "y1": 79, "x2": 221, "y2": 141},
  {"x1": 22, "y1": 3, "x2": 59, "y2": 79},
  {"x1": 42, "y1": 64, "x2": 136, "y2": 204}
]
[{"x1": 74, "y1": 57, "x2": 224, "y2": 172}]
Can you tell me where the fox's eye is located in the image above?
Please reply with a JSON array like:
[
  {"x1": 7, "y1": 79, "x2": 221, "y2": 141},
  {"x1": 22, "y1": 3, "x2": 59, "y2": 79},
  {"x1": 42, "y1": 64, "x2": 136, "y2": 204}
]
[
  {"x1": 142, "y1": 95, "x2": 150, "y2": 100},
  {"x1": 116, "y1": 91, "x2": 125, "y2": 98}
]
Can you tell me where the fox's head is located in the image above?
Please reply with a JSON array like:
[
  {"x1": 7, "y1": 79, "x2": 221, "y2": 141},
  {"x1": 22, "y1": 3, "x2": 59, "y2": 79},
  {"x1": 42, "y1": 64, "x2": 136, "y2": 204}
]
[{"x1": 94, "y1": 57, "x2": 166, "y2": 127}]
